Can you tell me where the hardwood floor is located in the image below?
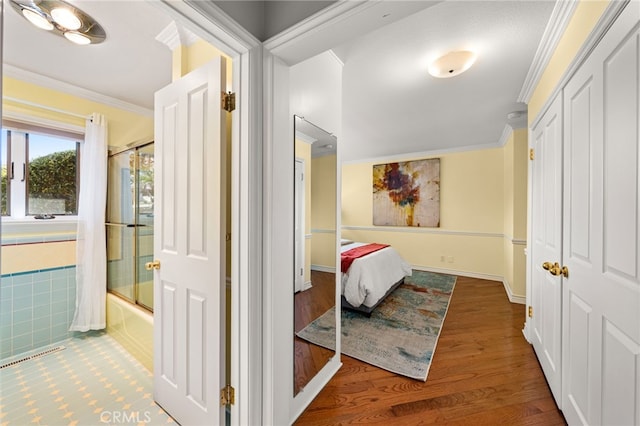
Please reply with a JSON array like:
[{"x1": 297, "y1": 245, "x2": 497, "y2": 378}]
[
  {"x1": 295, "y1": 270, "x2": 336, "y2": 395},
  {"x1": 295, "y1": 276, "x2": 566, "y2": 425}
]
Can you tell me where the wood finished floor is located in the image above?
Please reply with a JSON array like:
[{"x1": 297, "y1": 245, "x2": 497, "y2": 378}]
[
  {"x1": 295, "y1": 276, "x2": 566, "y2": 425},
  {"x1": 295, "y1": 271, "x2": 336, "y2": 395}
]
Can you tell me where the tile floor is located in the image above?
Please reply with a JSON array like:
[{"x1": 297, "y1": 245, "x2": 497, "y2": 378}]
[{"x1": 0, "y1": 331, "x2": 175, "y2": 426}]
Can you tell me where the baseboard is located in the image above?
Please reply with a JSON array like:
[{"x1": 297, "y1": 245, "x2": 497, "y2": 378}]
[
  {"x1": 501, "y1": 279, "x2": 526, "y2": 305},
  {"x1": 302, "y1": 280, "x2": 312, "y2": 291},
  {"x1": 311, "y1": 265, "x2": 336, "y2": 273},
  {"x1": 411, "y1": 265, "x2": 526, "y2": 304}
]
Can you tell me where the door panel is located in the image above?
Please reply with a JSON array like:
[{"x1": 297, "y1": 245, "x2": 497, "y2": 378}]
[
  {"x1": 154, "y1": 58, "x2": 227, "y2": 426},
  {"x1": 530, "y1": 94, "x2": 563, "y2": 406},
  {"x1": 562, "y1": 3, "x2": 640, "y2": 424}
]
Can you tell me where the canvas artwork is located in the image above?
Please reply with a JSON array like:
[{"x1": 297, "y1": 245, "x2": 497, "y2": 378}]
[{"x1": 373, "y1": 158, "x2": 440, "y2": 227}]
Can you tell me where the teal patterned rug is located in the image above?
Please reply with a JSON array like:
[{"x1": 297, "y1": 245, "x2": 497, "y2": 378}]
[{"x1": 297, "y1": 270, "x2": 456, "y2": 381}]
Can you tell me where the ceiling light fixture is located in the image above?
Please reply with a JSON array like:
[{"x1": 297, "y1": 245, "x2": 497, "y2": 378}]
[
  {"x1": 51, "y1": 6, "x2": 82, "y2": 31},
  {"x1": 10, "y1": 0, "x2": 106, "y2": 45},
  {"x1": 21, "y1": 7, "x2": 54, "y2": 30},
  {"x1": 428, "y1": 50, "x2": 477, "y2": 78}
]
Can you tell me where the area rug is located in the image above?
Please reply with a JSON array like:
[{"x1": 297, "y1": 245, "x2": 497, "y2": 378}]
[{"x1": 296, "y1": 270, "x2": 456, "y2": 381}]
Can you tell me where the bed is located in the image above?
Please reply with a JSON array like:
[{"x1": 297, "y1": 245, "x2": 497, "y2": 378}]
[{"x1": 340, "y1": 240, "x2": 412, "y2": 315}]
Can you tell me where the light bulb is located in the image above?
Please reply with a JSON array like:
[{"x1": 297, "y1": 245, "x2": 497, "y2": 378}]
[
  {"x1": 64, "y1": 31, "x2": 91, "y2": 45},
  {"x1": 22, "y1": 8, "x2": 54, "y2": 31},
  {"x1": 52, "y1": 7, "x2": 82, "y2": 30}
]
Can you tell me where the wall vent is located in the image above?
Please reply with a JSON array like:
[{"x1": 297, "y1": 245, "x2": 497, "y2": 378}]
[{"x1": 0, "y1": 346, "x2": 66, "y2": 370}]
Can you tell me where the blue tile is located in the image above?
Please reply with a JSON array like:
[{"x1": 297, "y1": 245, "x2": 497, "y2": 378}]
[
  {"x1": 13, "y1": 307, "x2": 34, "y2": 324},
  {"x1": 12, "y1": 319, "x2": 33, "y2": 336},
  {"x1": 51, "y1": 289, "x2": 68, "y2": 304},
  {"x1": 13, "y1": 296, "x2": 33, "y2": 311},
  {"x1": 0, "y1": 325, "x2": 11, "y2": 340},
  {"x1": 12, "y1": 340, "x2": 34, "y2": 355},
  {"x1": 51, "y1": 324, "x2": 70, "y2": 342},
  {"x1": 0, "y1": 311, "x2": 11, "y2": 327},
  {"x1": 32, "y1": 270, "x2": 51, "y2": 282},
  {"x1": 52, "y1": 312, "x2": 67, "y2": 328},
  {"x1": 11, "y1": 274, "x2": 33, "y2": 285},
  {"x1": 0, "y1": 298, "x2": 11, "y2": 313},
  {"x1": 33, "y1": 292, "x2": 51, "y2": 308},
  {"x1": 33, "y1": 315, "x2": 51, "y2": 332},
  {"x1": 13, "y1": 283, "x2": 33, "y2": 299},
  {"x1": 51, "y1": 300, "x2": 67, "y2": 315},
  {"x1": 51, "y1": 278, "x2": 66, "y2": 291},
  {"x1": 34, "y1": 281, "x2": 52, "y2": 295}
]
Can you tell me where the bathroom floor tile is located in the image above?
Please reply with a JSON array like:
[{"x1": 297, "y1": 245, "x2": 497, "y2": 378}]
[{"x1": 0, "y1": 331, "x2": 176, "y2": 425}]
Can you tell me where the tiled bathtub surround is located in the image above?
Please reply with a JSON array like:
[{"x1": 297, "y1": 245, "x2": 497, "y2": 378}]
[{"x1": 0, "y1": 266, "x2": 77, "y2": 360}]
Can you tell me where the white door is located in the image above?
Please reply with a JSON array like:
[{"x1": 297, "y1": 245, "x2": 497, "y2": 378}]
[
  {"x1": 562, "y1": 3, "x2": 640, "y2": 425},
  {"x1": 294, "y1": 159, "x2": 305, "y2": 293},
  {"x1": 530, "y1": 94, "x2": 563, "y2": 406},
  {"x1": 153, "y1": 58, "x2": 227, "y2": 426}
]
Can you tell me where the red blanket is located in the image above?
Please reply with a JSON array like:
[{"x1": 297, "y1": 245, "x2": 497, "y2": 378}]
[{"x1": 341, "y1": 243, "x2": 390, "y2": 273}]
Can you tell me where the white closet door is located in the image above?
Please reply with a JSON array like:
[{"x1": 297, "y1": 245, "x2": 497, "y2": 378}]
[
  {"x1": 530, "y1": 94, "x2": 564, "y2": 407},
  {"x1": 562, "y1": 3, "x2": 640, "y2": 425}
]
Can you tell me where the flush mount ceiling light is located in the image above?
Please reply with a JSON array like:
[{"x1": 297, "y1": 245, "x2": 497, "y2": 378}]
[
  {"x1": 10, "y1": 0, "x2": 106, "y2": 45},
  {"x1": 428, "y1": 50, "x2": 477, "y2": 78}
]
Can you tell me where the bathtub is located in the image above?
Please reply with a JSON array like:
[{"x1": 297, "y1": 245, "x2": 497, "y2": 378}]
[{"x1": 106, "y1": 293, "x2": 153, "y2": 371}]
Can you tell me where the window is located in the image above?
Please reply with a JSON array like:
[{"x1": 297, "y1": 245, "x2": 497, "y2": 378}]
[{"x1": 1, "y1": 123, "x2": 82, "y2": 218}]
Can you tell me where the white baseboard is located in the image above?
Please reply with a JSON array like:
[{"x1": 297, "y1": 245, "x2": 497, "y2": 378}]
[
  {"x1": 502, "y1": 279, "x2": 526, "y2": 305},
  {"x1": 310, "y1": 265, "x2": 336, "y2": 273},
  {"x1": 302, "y1": 280, "x2": 312, "y2": 291},
  {"x1": 411, "y1": 265, "x2": 526, "y2": 304}
]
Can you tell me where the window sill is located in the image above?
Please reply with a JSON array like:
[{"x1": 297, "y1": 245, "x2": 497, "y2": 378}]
[{"x1": 1, "y1": 217, "x2": 78, "y2": 245}]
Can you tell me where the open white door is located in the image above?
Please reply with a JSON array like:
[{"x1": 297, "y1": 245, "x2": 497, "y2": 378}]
[
  {"x1": 153, "y1": 57, "x2": 227, "y2": 425},
  {"x1": 530, "y1": 94, "x2": 563, "y2": 406}
]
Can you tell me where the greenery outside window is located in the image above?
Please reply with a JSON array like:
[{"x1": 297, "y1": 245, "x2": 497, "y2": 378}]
[{"x1": 1, "y1": 122, "x2": 82, "y2": 218}]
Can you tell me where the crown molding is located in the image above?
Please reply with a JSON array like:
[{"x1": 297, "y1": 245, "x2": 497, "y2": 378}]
[
  {"x1": 498, "y1": 124, "x2": 513, "y2": 147},
  {"x1": 4, "y1": 64, "x2": 153, "y2": 117},
  {"x1": 156, "y1": 21, "x2": 201, "y2": 50},
  {"x1": 517, "y1": 0, "x2": 579, "y2": 103}
]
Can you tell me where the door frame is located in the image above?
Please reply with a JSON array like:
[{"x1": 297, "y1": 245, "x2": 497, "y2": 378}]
[{"x1": 153, "y1": 2, "x2": 262, "y2": 425}]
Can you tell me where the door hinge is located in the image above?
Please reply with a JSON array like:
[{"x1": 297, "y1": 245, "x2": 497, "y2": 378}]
[
  {"x1": 222, "y1": 91, "x2": 236, "y2": 113},
  {"x1": 529, "y1": 148, "x2": 535, "y2": 160},
  {"x1": 220, "y1": 384, "x2": 235, "y2": 406},
  {"x1": 528, "y1": 306, "x2": 533, "y2": 318}
]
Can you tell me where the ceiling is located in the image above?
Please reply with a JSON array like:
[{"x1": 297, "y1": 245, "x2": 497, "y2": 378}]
[{"x1": 3, "y1": 0, "x2": 555, "y2": 160}]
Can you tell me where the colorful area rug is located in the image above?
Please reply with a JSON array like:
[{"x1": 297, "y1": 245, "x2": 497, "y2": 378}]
[{"x1": 296, "y1": 270, "x2": 456, "y2": 381}]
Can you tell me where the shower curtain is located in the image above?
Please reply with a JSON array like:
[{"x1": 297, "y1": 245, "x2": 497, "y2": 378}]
[{"x1": 70, "y1": 113, "x2": 108, "y2": 332}]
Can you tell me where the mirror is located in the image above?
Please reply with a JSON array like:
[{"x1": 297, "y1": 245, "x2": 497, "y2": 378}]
[{"x1": 293, "y1": 115, "x2": 337, "y2": 396}]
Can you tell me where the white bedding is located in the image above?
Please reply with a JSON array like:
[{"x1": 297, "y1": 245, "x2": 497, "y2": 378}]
[{"x1": 341, "y1": 242, "x2": 412, "y2": 308}]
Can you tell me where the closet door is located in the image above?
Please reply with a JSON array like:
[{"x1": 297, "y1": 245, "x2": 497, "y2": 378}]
[
  {"x1": 530, "y1": 94, "x2": 564, "y2": 407},
  {"x1": 562, "y1": 3, "x2": 640, "y2": 425}
]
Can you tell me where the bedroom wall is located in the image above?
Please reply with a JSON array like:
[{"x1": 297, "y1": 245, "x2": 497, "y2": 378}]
[
  {"x1": 528, "y1": 0, "x2": 610, "y2": 124},
  {"x1": 311, "y1": 154, "x2": 337, "y2": 270},
  {"x1": 342, "y1": 147, "x2": 505, "y2": 280},
  {"x1": 503, "y1": 128, "x2": 528, "y2": 299}
]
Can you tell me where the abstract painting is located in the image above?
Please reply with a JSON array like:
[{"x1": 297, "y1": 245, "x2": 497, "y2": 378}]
[{"x1": 373, "y1": 158, "x2": 440, "y2": 227}]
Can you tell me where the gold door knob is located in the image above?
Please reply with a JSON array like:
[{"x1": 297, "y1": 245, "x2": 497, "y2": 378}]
[
  {"x1": 542, "y1": 261, "x2": 553, "y2": 270},
  {"x1": 549, "y1": 262, "x2": 562, "y2": 276},
  {"x1": 561, "y1": 266, "x2": 569, "y2": 278},
  {"x1": 145, "y1": 260, "x2": 161, "y2": 270}
]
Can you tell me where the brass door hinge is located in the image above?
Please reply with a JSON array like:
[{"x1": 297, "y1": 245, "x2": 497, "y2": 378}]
[
  {"x1": 529, "y1": 148, "x2": 535, "y2": 160},
  {"x1": 222, "y1": 91, "x2": 236, "y2": 113},
  {"x1": 528, "y1": 306, "x2": 533, "y2": 318},
  {"x1": 221, "y1": 384, "x2": 235, "y2": 406}
]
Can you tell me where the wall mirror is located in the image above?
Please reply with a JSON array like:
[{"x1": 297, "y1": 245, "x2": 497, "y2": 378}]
[{"x1": 293, "y1": 115, "x2": 338, "y2": 396}]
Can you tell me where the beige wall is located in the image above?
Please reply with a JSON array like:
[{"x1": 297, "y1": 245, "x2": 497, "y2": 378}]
[
  {"x1": 528, "y1": 0, "x2": 610, "y2": 124},
  {"x1": 311, "y1": 154, "x2": 337, "y2": 269},
  {"x1": 3, "y1": 77, "x2": 153, "y2": 148},
  {"x1": 503, "y1": 128, "x2": 528, "y2": 297},
  {"x1": 342, "y1": 147, "x2": 506, "y2": 278}
]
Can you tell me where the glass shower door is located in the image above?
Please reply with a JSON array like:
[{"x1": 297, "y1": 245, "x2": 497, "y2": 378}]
[{"x1": 106, "y1": 143, "x2": 154, "y2": 311}]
